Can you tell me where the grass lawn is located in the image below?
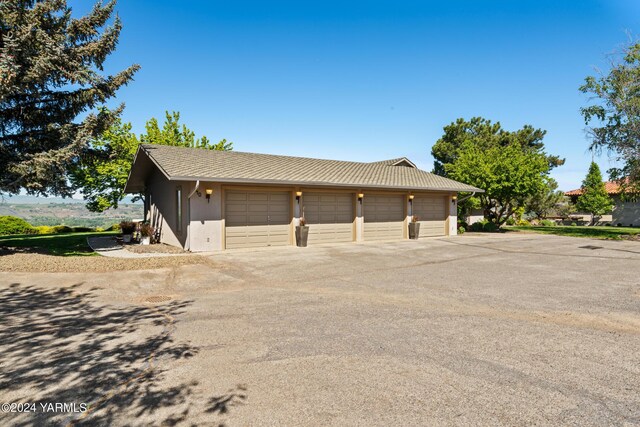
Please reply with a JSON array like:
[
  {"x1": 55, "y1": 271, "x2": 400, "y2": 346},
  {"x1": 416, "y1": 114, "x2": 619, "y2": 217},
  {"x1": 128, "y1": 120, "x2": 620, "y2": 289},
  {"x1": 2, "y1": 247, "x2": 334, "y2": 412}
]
[
  {"x1": 507, "y1": 225, "x2": 640, "y2": 240},
  {"x1": 0, "y1": 231, "x2": 118, "y2": 256}
]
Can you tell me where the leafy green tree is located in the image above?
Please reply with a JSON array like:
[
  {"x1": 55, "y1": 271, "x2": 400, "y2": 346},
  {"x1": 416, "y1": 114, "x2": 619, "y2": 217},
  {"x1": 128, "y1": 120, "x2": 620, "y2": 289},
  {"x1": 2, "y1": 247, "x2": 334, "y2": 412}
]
[
  {"x1": 575, "y1": 162, "x2": 614, "y2": 224},
  {"x1": 580, "y1": 42, "x2": 640, "y2": 193},
  {"x1": 525, "y1": 178, "x2": 565, "y2": 219},
  {"x1": 0, "y1": 0, "x2": 139, "y2": 196},
  {"x1": 71, "y1": 116, "x2": 139, "y2": 212},
  {"x1": 432, "y1": 117, "x2": 564, "y2": 176},
  {"x1": 73, "y1": 111, "x2": 233, "y2": 212},
  {"x1": 140, "y1": 111, "x2": 233, "y2": 151},
  {"x1": 444, "y1": 141, "x2": 549, "y2": 227},
  {"x1": 432, "y1": 117, "x2": 563, "y2": 223}
]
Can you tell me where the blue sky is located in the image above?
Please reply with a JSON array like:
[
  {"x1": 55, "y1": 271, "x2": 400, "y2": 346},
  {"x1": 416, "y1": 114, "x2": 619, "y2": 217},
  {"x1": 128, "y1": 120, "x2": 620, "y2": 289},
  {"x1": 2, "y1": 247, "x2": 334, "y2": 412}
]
[{"x1": 74, "y1": 0, "x2": 639, "y2": 191}]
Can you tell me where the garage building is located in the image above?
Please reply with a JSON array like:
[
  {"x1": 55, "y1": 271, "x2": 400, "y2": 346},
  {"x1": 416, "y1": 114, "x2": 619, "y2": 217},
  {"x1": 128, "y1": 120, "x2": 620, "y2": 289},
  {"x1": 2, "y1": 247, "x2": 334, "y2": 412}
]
[{"x1": 124, "y1": 145, "x2": 482, "y2": 251}]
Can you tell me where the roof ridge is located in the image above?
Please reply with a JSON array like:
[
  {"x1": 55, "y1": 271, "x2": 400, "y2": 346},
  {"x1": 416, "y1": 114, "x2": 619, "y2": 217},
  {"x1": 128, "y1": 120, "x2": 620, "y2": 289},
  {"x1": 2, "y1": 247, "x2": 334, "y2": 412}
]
[{"x1": 141, "y1": 144, "x2": 418, "y2": 169}]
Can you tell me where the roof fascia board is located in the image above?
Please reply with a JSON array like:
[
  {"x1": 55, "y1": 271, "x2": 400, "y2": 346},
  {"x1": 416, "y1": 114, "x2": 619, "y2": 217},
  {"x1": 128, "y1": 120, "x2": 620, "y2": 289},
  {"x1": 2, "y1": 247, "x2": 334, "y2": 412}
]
[
  {"x1": 140, "y1": 146, "x2": 172, "y2": 181},
  {"x1": 166, "y1": 175, "x2": 483, "y2": 193}
]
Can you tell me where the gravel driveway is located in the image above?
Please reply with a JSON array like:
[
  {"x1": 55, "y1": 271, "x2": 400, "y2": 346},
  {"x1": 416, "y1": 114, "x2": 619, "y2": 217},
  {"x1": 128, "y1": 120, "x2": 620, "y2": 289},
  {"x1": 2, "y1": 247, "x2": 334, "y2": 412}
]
[{"x1": 1, "y1": 233, "x2": 639, "y2": 426}]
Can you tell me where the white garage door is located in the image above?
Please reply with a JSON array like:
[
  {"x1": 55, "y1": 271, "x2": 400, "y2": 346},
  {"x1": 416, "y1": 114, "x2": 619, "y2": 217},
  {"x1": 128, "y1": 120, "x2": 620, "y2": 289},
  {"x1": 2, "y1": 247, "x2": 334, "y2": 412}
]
[
  {"x1": 225, "y1": 191, "x2": 290, "y2": 249},
  {"x1": 413, "y1": 195, "x2": 447, "y2": 237},
  {"x1": 303, "y1": 192, "x2": 354, "y2": 244},
  {"x1": 364, "y1": 194, "x2": 405, "y2": 241}
]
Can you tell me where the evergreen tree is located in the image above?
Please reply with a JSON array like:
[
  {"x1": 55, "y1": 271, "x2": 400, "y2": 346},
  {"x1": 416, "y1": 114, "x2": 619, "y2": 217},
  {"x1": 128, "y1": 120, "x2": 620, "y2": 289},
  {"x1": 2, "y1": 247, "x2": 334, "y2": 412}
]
[
  {"x1": 0, "y1": 0, "x2": 139, "y2": 197},
  {"x1": 576, "y1": 162, "x2": 614, "y2": 224}
]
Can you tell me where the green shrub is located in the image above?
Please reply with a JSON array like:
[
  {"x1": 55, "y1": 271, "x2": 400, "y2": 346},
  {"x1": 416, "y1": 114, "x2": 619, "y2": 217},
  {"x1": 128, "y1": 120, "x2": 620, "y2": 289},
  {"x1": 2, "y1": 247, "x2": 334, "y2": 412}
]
[
  {"x1": 570, "y1": 222, "x2": 577, "y2": 227},
  {"x1": 95, "y1": 226, "x2": 104, "y2": 232},
  {"x1": 105, "y1": 223, "x2": 121, "y2": 232},
  {"x1": 52, "y1": 225, "x2": 73, "y2": 233},
  {"x1": 35, "y1": 225, "x2": 56, "y2": 234},
  {"x1": 469, "y1": 221, "x2": 485, "y2": 232},
  {"x1": 0, "y1": 216, "x2": 36, "y2": 235},
  {"x1": 457, "y1": 220, "x2": 468, "y2": 230},
  {"x1": 505, "y1": 217, "x2": 516, "y2": 226},
  {"x1": 483, "y1": 222, "x2": 498, "y2": 232},
  {"x1": 540, "y1": 219, "x2": 556, "y2": 227},
  {"x1": 516, "y1": 219, "x2": 531, "y2": 226},
  {"x1": 458, "y1": 226, "x2": 465, "y2": 234},
  {"x1": 71, "y1": 226, "x2": 94, "y2": 232}
]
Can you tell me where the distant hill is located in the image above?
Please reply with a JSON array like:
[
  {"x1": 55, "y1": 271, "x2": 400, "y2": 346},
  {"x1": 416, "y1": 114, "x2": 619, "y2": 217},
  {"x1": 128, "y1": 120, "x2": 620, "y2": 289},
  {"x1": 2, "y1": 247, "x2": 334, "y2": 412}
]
[
  {"x1": 0, "y1": 200, "x2": 143, "y2": 228},
  {"x1": 1, "y1": 194, "x2": 140, "y2": 205}
]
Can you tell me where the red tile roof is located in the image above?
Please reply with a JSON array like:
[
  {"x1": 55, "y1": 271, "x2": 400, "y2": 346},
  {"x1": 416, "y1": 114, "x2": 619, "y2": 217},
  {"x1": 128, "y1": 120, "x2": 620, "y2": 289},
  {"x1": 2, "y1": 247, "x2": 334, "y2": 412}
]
[{"x1": 565, "y1": 180, "x2": 626, "y2": 196}]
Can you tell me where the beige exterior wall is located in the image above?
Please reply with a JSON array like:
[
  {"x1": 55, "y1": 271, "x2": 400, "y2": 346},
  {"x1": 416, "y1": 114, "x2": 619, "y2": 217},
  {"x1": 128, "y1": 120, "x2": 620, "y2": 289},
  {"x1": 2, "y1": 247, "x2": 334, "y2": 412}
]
[
  {"x1": 147, "y1": 178, "x2": 461, "y2": 250},
  {"x1": 612, "y1": 196, "x2": 640, "y2": 226},
  {"x1": 466, "y1": 208, "x2": 484, "y2": 225},
  {"x1": 355, "y1": 193, "x2": 364, "y2": 242},
  {"x1": 188, "y1": 182, "x2": 224, "y2": 252},
  {"x1": 147, "y1": 170, "x2": 189, "y2": 249},
  {"x1": 448, "y1": 194, "x2": 458, "y2": 236}
]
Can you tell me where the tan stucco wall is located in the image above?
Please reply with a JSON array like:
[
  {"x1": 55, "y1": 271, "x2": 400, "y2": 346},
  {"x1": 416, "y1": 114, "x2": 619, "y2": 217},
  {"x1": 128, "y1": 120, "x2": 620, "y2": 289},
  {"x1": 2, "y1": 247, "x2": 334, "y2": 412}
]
[
  {"x1": 188, "y1": 182, "x2": 224, "y2": 252},
  {"x1": 612, "y1": 196, "x2": 640, "y2": 226},
  {"x1": 147, "y1": 179, "x2": 461, "y2": 250},
  {"x1": 448, "y1": 194, "x2": 457, "y2": 236},
  {"x1": 147, "y1": 170, "x2": 189, "y2": 249}
]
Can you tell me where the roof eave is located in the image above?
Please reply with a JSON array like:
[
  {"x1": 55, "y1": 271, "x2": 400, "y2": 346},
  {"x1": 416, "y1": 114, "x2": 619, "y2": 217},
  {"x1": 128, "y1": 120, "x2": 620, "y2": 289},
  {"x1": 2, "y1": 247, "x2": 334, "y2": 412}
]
[{"x1": 165, "y1": 175, "x2": 483, "y2": 193}]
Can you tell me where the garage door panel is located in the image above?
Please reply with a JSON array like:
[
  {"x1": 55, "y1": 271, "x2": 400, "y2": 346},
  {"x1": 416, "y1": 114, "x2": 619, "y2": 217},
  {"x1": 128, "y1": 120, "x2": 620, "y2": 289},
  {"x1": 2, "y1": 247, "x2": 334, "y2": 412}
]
[
  {"x1": 364, "y1": 222, "x2": 404, "y2": 240},
  {"x1": 304, "y1": 192, "x2": 354, "y2": 244},
  {"x1": 225, "y1": 191, "x2": 290, "y2": 248},
  {"x1": 247, "y1": 204, "x2": 268, "y2": 213},
  {"x1": 364, "y1": 194, "x2": 404, "y2": 240},
  {"x1": 247, "y1": 214, "x2": 269, "y2": 224},
  {"x1": 419, "y1": 221, "x2": 446, "y2": 237},
  {"x1": 413, "y1": 195, "x2": 447, "y2": 237},
  {"x1": 307, "y1": 223, "x2": 353, "y2": 244},
  {"x1": 267, "y1": 225, "x2": 291, "y2": 246},
  {"x1": 226, "y1": 192, "x2": 247, "y2": 201},
  {"x1": 248, "y1": 193, "x2": 268, "y2": 202},
  {"x1": 268, "y1": 214, "x2": 290, "y2": 224}
]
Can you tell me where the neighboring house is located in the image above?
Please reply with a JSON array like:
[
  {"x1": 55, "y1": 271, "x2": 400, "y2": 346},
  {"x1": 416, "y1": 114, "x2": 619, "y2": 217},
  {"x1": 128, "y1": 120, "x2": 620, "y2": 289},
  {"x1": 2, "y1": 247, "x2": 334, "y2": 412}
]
[
  {"x1": 565, "y1": 181, "x2": 640, "y2": 226},
  {"x1": 465, "y1": 208, "x2": 485, "y2": 226},
  {"x1": 124, "y1": 145, "x2": 483, "y2": 251}
]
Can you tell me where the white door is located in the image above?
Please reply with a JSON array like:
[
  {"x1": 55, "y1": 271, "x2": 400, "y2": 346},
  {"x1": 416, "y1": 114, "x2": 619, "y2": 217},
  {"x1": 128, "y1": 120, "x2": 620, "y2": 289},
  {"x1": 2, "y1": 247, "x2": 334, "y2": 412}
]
[
  {"x1": 363, "y1": 194, "x2": 405, "y2": 241},
  {"x1": 225, "y1": 191, "x2": 290, "y2": 249},
  {"x1": 303, "y1": 192, "x2": 354, "y2": 244},
  {"x1": 413, "y1": 195, "x2": 447, "y2": 237}
]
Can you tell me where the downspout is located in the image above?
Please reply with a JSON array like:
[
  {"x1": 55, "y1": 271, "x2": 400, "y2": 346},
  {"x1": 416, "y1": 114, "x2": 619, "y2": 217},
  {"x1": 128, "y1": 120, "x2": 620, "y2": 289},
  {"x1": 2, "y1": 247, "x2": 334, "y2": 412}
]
[
  {"x1": 187, "y1": 180, "x2": 200, "y2": 199},
  {"x1": 457, "y1": 191, "x2": 476, "y2": 204},
  {"x1": 456, "y1": 192, "x2": 476, "y2": 226},
  {"x1": 185, "y1": 180, "x2": 200, "y2": 252}
]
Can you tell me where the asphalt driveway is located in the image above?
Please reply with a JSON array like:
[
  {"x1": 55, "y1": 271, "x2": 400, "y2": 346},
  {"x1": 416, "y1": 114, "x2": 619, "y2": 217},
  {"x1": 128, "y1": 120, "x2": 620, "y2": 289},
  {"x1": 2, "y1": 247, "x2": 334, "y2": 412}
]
[{"x1": 1, "y1": 233, "x2": 639, "y2": 426}]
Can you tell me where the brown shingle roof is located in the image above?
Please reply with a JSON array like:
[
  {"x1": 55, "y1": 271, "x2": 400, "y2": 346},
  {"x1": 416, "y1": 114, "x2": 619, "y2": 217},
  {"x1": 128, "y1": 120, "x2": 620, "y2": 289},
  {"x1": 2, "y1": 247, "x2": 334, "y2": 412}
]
[{"x1": 126, "y1": 144, "x2": 483, "y2": 193}]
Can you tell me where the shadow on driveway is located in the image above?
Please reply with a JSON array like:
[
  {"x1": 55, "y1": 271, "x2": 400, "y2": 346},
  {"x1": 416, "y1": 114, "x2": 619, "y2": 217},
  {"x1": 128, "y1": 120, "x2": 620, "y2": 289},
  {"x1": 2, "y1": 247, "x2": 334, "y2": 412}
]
[{"x1": 0, "y1": 283, "x2": 200, "y2": 426}]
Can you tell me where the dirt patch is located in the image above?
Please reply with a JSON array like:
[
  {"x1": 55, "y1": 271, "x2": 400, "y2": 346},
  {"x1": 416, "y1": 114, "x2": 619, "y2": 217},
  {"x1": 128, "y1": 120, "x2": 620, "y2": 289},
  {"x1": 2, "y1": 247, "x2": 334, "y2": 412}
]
[
  {"x1": 621, "y1": 234, "x2": 640, "y2": 242},
  {"x1": 0, "y1": 252, "x2": 213, "y2": 273},
  {"x1": 125, "y1": 244, "x2": 187, "y2": 254}
]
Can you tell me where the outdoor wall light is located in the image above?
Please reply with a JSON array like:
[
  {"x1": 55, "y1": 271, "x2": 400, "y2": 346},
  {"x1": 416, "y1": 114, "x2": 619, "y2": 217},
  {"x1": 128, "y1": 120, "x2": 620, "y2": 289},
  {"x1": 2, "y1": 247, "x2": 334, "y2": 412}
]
[
  {"x1": 295, "y1": 191, "x2": 302, "y2": 200},
  {"x1": 408, "y1": 194, "x2": 414, "y2": 200},
  {"x1": 357, "y1": 193, "x2": 364, "y2": 199},
  {"x1": 451, "y1": 195, "x2": 457, "y2": 204},
  {"x1": 205, "y1": 188, "x2": 213, "y2": 203}
]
